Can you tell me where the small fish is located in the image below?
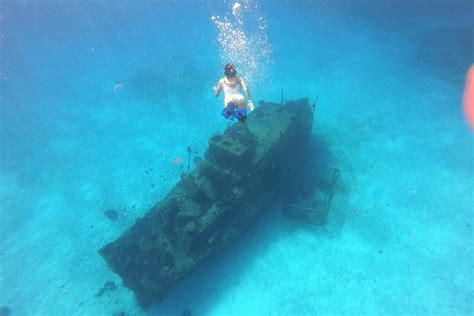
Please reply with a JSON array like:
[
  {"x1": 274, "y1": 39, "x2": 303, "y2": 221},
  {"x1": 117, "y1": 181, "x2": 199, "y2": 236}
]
[
  {"x1": 113, "y1": 83, "x2": 124, "y2": 93},
  {"x1": 172, "y1": 157, "x2": 184, "y2": 165}
]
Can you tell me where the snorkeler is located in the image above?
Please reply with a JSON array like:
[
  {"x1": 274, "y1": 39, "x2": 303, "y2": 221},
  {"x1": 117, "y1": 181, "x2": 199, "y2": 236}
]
[{"x1": 213, "y1": 63, "x2": 254, "y2": 122}]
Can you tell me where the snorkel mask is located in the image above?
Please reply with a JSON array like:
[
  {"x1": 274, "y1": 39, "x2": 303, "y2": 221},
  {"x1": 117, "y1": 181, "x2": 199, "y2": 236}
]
[{"x1": 224, "y1": 63, "x2": 237, "y2": 77}]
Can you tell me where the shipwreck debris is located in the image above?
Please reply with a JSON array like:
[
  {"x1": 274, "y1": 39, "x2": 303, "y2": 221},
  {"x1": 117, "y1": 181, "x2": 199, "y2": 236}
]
[
  {"x1": 99, "y1": 99, "x2": 316, "y2": 307},
  {"x1": 283, "y1": 164, "x2": 340, "y2": 225}
]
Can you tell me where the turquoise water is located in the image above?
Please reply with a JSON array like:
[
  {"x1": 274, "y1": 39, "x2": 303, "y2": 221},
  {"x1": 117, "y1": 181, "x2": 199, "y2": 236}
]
[{"x1": 1, "y1": 1, "x2": 473, "y2": 315}]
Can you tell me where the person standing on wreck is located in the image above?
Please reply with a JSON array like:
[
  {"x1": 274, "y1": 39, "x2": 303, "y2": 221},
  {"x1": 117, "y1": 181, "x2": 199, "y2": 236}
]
[{"x1": 213, "y1": 63, "x2": 254, "y2": 122}]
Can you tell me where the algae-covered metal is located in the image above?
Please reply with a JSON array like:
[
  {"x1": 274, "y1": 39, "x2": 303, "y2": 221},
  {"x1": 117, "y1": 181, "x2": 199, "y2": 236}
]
[{"x1": 99, "y1": 98, "x2": 315, "y2": 307}]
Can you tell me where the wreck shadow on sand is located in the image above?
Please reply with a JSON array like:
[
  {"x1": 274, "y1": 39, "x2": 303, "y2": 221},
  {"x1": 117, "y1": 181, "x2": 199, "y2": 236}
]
[{"x1": 146, "y1": 133, "x2": 344, "y2": 315}]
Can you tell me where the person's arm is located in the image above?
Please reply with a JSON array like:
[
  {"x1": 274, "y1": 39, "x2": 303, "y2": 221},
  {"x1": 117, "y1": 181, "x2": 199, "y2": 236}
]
[
  {"x1": 213, "y1": 79, "x2": 223, "y2": 97},
  {"x1": 240, "y1": 77, "x2": 254, "y2": 111}
]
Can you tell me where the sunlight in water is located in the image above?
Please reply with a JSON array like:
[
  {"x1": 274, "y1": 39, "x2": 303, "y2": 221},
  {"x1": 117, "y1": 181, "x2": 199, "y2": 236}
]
[{"x1": 211, "y1": 1, "x2": 272, "y2": 84}]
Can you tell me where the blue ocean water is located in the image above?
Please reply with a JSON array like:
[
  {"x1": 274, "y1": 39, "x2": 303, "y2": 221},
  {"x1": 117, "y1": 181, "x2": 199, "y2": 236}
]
[{"x1": 0, "y1": 0, "x2": 473, "y2": 315}]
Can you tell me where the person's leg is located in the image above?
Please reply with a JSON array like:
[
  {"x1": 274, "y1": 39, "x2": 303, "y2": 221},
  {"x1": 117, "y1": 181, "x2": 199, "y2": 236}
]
[
  {"x1": 236, "y1": 111, "x2": 247, "y2": 122},
  {"x1": 222, "y1": 101, "x2": 237, "y2": 120},
  {"x1": 222, "y1": 95, "x2": 246, "y2": 121},
  {"x1": 235, "y1": 98, "x2": 248, "y2": 122},
  {"x1": 237, "y1": 98, "x2": 247, "y2": 109}
]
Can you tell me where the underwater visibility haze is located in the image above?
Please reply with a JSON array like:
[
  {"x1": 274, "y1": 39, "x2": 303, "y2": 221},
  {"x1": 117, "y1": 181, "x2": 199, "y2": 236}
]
[{"x1": 0, "y1": 0, "x2": 473, "y2": 315}]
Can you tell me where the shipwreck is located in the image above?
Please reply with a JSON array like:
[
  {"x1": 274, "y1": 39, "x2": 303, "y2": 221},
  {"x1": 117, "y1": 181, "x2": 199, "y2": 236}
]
[{"x1": 100, "y1": 98, "x2": 335, "y2": 307}]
